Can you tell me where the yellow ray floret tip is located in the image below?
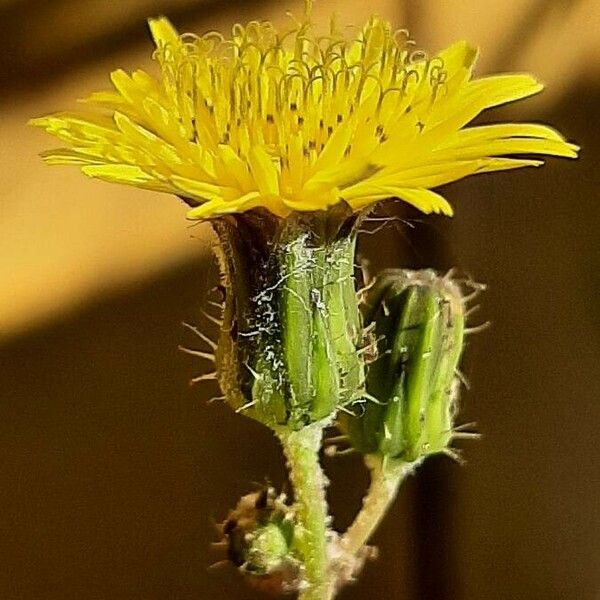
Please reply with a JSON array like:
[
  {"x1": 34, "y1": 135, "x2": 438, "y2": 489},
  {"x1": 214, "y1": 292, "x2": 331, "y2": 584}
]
[{"x1": 30, "y1": 11, "x2": 578, "y2": 220}]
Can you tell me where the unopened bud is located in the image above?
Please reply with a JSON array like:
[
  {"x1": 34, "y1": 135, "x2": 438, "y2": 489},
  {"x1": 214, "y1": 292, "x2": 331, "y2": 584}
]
[
  {"x1": 221, "y1": 487, "x2": 299, "y2": 593},
  {"x1": 344, "y1": 269, "x2": 466, "y2": 462}
]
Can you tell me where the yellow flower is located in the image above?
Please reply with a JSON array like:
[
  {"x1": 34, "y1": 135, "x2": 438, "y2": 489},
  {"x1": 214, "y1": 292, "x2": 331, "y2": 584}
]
[{"x1": 30, "y1": 9, "x2": 578, "y2": 219}]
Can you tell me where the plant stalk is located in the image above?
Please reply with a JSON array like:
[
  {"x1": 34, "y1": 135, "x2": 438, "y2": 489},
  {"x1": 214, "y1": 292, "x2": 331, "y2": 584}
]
[
  {"x1": 341, "y1": 454, "x2": 418, "y2": 557},
  {"x1": 277, "y1": 422, "x2": 334, "y2": 600}
]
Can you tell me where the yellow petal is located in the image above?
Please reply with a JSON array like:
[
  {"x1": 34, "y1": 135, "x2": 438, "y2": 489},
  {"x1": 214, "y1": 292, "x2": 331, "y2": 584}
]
[
  {"x1": 409, "y1": 41, "x2": 478, "y2": 108},
  {"x1": 475, "y1": 157, "x2": 543, "y2": 173},
  {"x1": 304, "y1": 159, "x2": 381, "y2": 194},
  {"x1": 248, "y1": 146, "x2": 280, "y2": 196},
  {"x1": 440, "y1": 123, "x2": 567, "y2": 148},
  {"x1": 432, "y1": 137, "x2": 579, "y2": 162},
  {"x1": 148, "y1": 17, "x2": 181, "y2": 50},
  {"x1": 436, "y1": 40, "x2": 479, "y2": 84},
  {"x1": 186, "y1": 191, "x2": 263, "y2": 219},
  {"x1": 216, "y1": 145, "x2": 255, "y2": 191},
  {"x1": 424, "y1": 74, "x2": 543, "y2": 143},
  {"x1": 81, "y1": 163, "x2": 172, "y2": 192},
  {"x1": 171, "y1": 175, "x2": 234, "y2": 203},
  {"x1": 110, "y1": 69, "x2": 142, "y2": 105},
  {"x1": 286, "y1": 132, "x2": 305, "y2": 191},
  {"x1": 347, "y1": 186, "x2": 453, "y2": 215},
  {"x1": 113, "y1": 111, "x2": 181, "y2": 165},
  {"x1": 381, "y1": 160, "x2": 484, "y2": 189},
  {"x1": 79, "y1": 91, "x2": 130, "y2": 111},
  {"x1": 310, "y1": 122, "x2": 353, "y2": 176},
  {"x1": 39, "y1": 149, "x2": 101, "y2": 165}
]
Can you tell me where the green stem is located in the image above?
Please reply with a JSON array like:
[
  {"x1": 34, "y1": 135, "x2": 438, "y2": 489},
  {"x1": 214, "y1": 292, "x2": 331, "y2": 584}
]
[
  {"x1": 341, "y1": 454, "x2": 418, "y2": 557},
  {"x1": 277, "y1": 422, "x2": 334, "y2": 600}
]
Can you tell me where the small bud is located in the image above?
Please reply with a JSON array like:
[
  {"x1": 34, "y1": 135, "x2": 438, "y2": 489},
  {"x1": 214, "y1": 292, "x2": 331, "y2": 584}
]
[
  {"x1": 221, "y1": 487, "x2": 300, "y2": 593},
  {"x1": 343, "y1": 269, "x2": 467, "y2": 462}
]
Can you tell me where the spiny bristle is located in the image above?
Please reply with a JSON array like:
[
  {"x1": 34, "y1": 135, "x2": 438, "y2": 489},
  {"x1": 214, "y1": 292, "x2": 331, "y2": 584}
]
[
  {"x1": 464, "y1": 321, "x2": 491, "y2": 335},
  {"x1": 178, "y1": 345, "x2": 216, "y2": 361},
  {"x1": 464, "y1": 303, "x2": 481, "y2": 318},
  {"x1": 206, "y1": 299, "x2": 225, "y2": 311},
  {"x1": 355, "y1": 391, "x2": 387, "y2": 406},
  {"x1": 323, "y1": 434, "x2": 349, "y2": 445},
  {"x1": 324, "y1": 445, "x2": 356, "y2": 457},
  {"x1": 201, "y1": 309, "x2": 224, "y2": 327},
  {"x1": 208, "y1": 394, "x2": 227, "y2": 404},
  {"x1": 182, "y1": 321, "x2": 218, "y2": 349},
  {"x1": 454, "y1": 367, "x2": 471, "y2": 390},
  {"x1": 236, "y1": 400, "x2": 257, "y2": 413},
  {"x1": 441, "y1": 447, "x2": 466, "y2": 465},
  {"x1": 356, "y1": 279, "x2": 377, "y2": 299},
  {"x1": 207, "y1": 560, "x2": 230, "y2": 571},
  {"x1": 452, "y1": 431, "x2": 482, "y2": 440},
  {"x1": 190, "y1": 371, "x2": 218, "y2": 384},
  {"x1": 453, "y1": 421, "x2": 478, "y2": 432}
]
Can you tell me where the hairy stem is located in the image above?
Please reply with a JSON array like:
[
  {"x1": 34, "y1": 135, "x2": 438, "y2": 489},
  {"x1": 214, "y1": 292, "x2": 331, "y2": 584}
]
[
  {"x1": 277, "y1": 422, "x2": 334, "y2": 600},
  {"x1": 341, "y1": 454, "x2": 418, "y2": 557}
]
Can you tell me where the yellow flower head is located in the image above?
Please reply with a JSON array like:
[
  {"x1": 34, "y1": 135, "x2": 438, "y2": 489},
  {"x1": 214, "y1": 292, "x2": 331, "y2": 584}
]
[{"x1": 31, "y1": 7, "x2": 578, "y2": 219}]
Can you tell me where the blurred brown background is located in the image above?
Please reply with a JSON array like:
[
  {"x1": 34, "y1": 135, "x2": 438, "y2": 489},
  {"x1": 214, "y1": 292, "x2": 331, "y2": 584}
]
[{"x1": 1, "y1": 1, "x2": 599, "y2": 599}]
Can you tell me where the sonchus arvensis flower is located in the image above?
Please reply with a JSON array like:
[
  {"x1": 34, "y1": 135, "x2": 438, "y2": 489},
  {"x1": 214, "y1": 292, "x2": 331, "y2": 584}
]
[
  {"x1": 30, "y1": 9, "x2": 577, "y2": 427},
  {"x1": 30, "y1": 6, "x2": 578, "y2": 598},
  {"x1": 31, "y1": 11, "x2": 577, "y2": 219}
]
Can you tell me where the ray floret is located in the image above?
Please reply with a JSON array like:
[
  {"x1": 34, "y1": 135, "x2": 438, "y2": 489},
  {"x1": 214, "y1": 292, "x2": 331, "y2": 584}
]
[{"x1": 30, "y1": 11, "x2": 578, "y2": 219}]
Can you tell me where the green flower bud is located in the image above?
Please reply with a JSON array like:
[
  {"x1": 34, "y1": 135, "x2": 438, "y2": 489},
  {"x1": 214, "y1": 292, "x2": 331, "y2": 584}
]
[
  {"x1": 344, "y1": 269, "x2": 466, "y2": 462},
  {"x1": 221, "y1": 486, "x2": 299, "y2": 591},
  {"x1": 210, "y1": 207, "x2": 365, "y2": 431}
]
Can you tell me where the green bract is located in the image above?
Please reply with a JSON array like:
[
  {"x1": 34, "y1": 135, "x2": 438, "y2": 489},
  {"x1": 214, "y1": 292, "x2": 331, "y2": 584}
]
[
  {"x1": 344, "y1": 269, "x2": 466, "y2": 462},
  {"x1": 212, "y1": 208, "x2": 365, "y2": 431}
]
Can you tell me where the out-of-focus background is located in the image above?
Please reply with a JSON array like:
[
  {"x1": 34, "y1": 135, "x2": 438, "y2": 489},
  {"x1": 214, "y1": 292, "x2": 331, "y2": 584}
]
[{"x1": 1, "y1": 1, "x2": 599, "y2": 599}]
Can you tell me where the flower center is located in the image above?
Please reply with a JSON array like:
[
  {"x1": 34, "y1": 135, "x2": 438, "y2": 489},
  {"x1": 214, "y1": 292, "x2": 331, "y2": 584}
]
[{"x1": 154, "y1": 16, "x2": 447, "y2": 170}]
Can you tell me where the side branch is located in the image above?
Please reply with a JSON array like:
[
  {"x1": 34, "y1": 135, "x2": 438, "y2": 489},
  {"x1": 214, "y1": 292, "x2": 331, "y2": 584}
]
[{"x1": 339, "y1": 455, "x2": 418, "y2": 567}]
